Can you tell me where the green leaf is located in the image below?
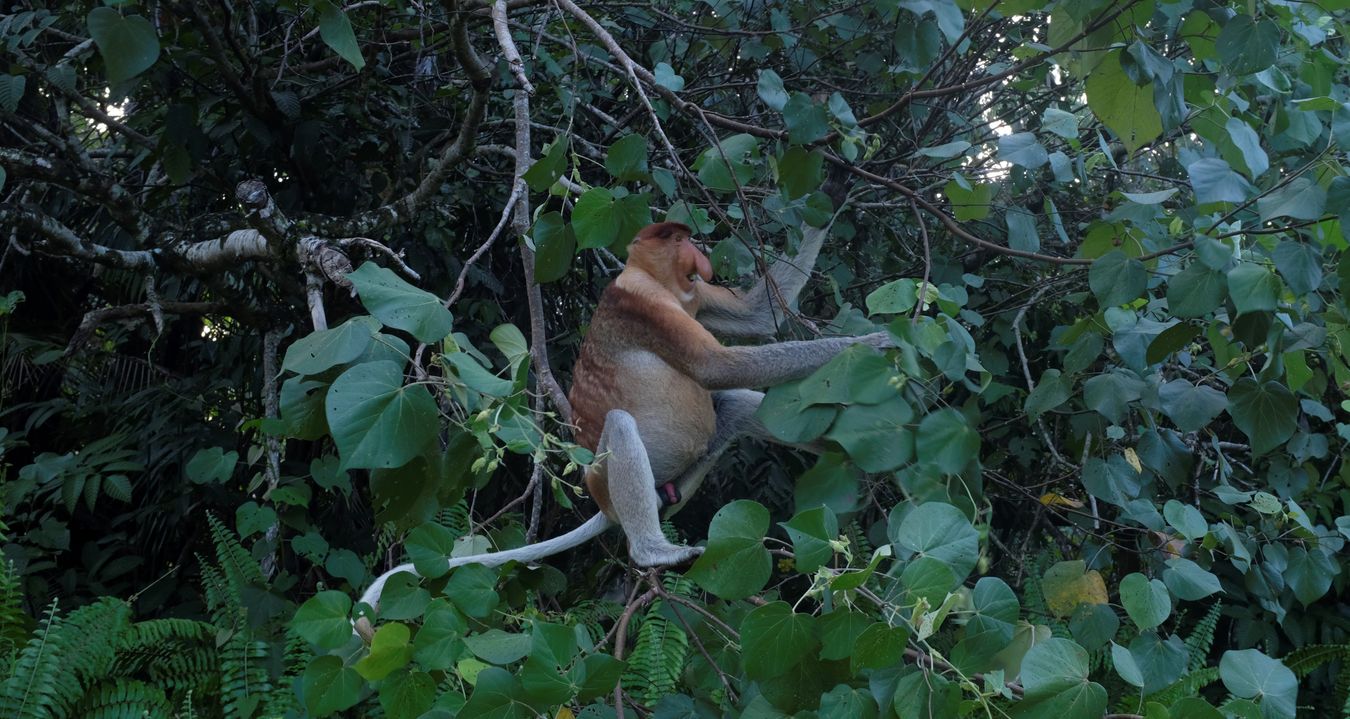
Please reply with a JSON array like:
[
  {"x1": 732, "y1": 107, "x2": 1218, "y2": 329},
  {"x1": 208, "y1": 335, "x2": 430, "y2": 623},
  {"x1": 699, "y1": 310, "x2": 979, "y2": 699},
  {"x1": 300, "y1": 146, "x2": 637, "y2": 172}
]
[
  {"x1": 87, "y1": 8, "x2": 160, "y2": 83},
  {"x1": 1162, "y1": 500, "x2": 1208, "y2": 541},
  {"x1": 1119, "y1": 573, "x2": 1170, "y2": 630},
  {"x1": 1119, "y1": 632, "x2": 1187, "y2": 694},
  {"x1": 756, "y1": 381, "x2": 838, "y2": 443},
  {"x1": 652, "y1": 62, "x2": 684, "y2": 91},
  {"x1": 1216, "y1": 16, "x2": 1278, "y2": 75},
  {"x1": 757, "y1": 69, "x2": 789, "y2": 110},
  {"x1": 347, "y1": 263, "x2": 453, "y2": 343},
  {"x1": 378, "y1": 572, "x2": 430, "y2": 620},
  {"x1": 799, "y1": 344, "x2": 897, "y2": 405},
  {"x1": 532, "y1": 212, "x2": 574, "y2": 283},
  {"x1": 1025, "y1": 369, "x2": 1071, "y2": 419},
  {"x1": 1224, "y1": 118, "x2": 1268, "y2": 178},
  {"x1": 778, "y1": 147, "x2": 824, "y2": 199},
  {"x1": 380, "y1": 670, "x2": 436, "y2": 719},
  {"x1": 1069, "y1": 603, "x2": 1119, "y2": 652},
  {"x1": 1219, "y1": 650, "x2": 1297, "y2": 719},
  {"x1": 998, "y1": 132, "x2": 1048, "y2": 169},
  {"x1": 355, "y1": 622, "x2": 413, "y2": 680},
  {"x1": 1227, "y1": 263, "x2": 1281, "y2": 316},
  {"x1": 779, "y1": 506, "x2": 838, "y2": 574},
  {"x1": 1162, "y1": 558, "x2": 1222, "y2": 601},
  {"x1": 283, "y1": 316, "x2": 380, "y2": 375},
  {"x1": 1158, "y1": 379, "x2": 1227, "y2": 432},
  {"x1": 1284, "y1": 546, "x2": 1335, "y2": 606},
  {"x1": 1041, "y1": 108, "x2": 1078, "y2": 139},
  {"x1": 851, "y1": 623, "x2": 908, "y2": 673},
  {"x1": 740, "y1": 601, "x2": 818, "y2": 679},
  {"x1": 445, "y1": 564, "x2": 499, "y2": 619},
  {"x1": 302, "y1": 656, "x2": 363, "y2": 717},
  {"x1": 826, "y1": 397, "x2": 915, "y2": 472},
  {"x1": 818, "y1": 609, "x2": 871, "y2": 660},
  {"x1": 0, "y1": 75, "x2": 25, "y2": 113},
  {"x1": 694, "y1": 134, "x2": 759, "y2": 192},
  {"x1": 1006, "y1": 207, "x2": 1041, "y2": 253},
  {"x1": 866, "y1": 278, "x2": 918, "y2": 315},
  {"x1": 572, "y1": 188, "x2": 620, "y2": 249},
  {"x1": 1085, "y1": 51, "x2": 1161, "y2": 153},
  {"x1": 891, "y1": 502, "x2": 979, "y2": 579},
  {"x1": 236, "y1": 501, "x2": 276, "y2": 538},
  {"x1": 1146, "y1": 322, "x2": 1202, "y2": 364},
  {"x1": 1187, "y1": 158, "x2": 1254, "y2": 204},
  {"x1": 894, "y1": 669, "x2": 962, "y2": 719},
  {"x1": 916, "y1": 408, "x2": 979, "y2": 475},
  {"x1": 1082, "y1": 457, "x2": 1140, "y2": 507},
  {"x1": 317, "y1": 1, "x2": 365, "y2": 71},
  {"x1": 686, "y1": 500, "x2": 772, "y2": 599},
  {"x1": 522, "y1": 136, "x2": 567, "y2": 191},
  {"x1": 445, "y1": 353, "x2": 512, "y2": 397},
  {"x1": 186, "y1": 447, "x2": 238, "y2": 484},
  {"x1": 280, "y1": 377, "x2": 328, "y2": 439},
  {"x1": 412, "y1": 599, "x2": 468, "y2": 669},
  {"x1": 1015, "y1": 639, "x2": 1106, "y2": 719},
  {"x1": 783, "y1": 92, "x2": 830, "y2": 144},
  {"x1": 325, "y1": 361, "x2": 438, "y2": 469},
  {"x1": 294, "y1": 591, "x2": 354, "y2": 649},
  {"x1": 464, "y1": 629, "x2": 531, "y2": 665},
  {"x1": 1089, "y1": 250, "x2": 1146, "y2": 306},
  {"x1": 459, "y1": 667, "x2": 534, "y2": 719},
  {"x1": 917, "y1": 140, "x2": 971, "y2": 159},
  {"x1": 944, "y1": 180, "x2": 992, "y2": 221},
  {"x1": 1271, "y1": 241, "x2": 1322, "y2": 295},
  {"x1": 1227, "y1": 378, "x2": 1297, "y2": 455},
  {"x1": 604, "y1": 134, "x2": 649, "y2": 181},
  {"x1": 1166, "y1": 263, "x2": 1228, "y2": 318},
  {"x1": 404, "y1": 523, "x2": 456, "y2": 579}
]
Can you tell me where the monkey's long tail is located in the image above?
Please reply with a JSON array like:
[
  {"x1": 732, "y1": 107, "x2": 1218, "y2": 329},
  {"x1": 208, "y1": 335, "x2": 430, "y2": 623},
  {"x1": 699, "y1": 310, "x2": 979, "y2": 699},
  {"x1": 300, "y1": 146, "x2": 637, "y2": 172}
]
[{"x1": 353, "y1": 513, "x2": 613, "y2": 636}]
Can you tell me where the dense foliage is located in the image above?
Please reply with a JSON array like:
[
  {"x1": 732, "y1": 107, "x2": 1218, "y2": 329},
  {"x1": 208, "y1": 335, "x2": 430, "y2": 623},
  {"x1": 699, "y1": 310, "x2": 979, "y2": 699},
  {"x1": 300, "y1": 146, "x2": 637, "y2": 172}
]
[{"x1": 2, "y1": 0, "x2": 1350, "y2": 717}]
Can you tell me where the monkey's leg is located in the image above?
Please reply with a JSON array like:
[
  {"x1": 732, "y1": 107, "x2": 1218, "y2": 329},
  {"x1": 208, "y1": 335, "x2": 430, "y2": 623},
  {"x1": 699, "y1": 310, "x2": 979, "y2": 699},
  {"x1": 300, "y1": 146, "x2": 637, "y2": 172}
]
[{"x1": 597, "y1": 409, "x2": 704, "y2": 567}]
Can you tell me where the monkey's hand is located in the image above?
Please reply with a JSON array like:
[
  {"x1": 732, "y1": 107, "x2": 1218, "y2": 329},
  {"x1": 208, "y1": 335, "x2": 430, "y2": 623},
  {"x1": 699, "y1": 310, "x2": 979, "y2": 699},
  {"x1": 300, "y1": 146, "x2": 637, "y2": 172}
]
[{"x1": 860, "y1": 330, "x2": 899, "y2": 350}]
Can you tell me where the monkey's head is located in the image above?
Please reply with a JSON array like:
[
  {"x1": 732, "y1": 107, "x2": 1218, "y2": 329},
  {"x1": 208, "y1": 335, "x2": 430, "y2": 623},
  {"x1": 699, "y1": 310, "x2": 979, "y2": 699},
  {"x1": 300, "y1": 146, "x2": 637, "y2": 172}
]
[{"x1": 627, "y1": 222, "x2": 713, "y2": 292}]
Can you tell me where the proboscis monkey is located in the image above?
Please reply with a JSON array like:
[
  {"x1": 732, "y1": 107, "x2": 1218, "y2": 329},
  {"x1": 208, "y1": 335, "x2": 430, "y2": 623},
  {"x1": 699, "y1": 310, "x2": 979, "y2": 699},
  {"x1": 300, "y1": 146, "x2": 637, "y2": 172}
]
[{"x1": 354, "y1": 220, "x2": 887, "y2": 637}]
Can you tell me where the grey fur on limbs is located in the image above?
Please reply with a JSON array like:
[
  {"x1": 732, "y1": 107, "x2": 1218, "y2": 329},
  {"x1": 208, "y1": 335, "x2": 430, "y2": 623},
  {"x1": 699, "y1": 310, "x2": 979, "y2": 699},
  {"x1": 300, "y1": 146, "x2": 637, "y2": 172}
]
[{"x1": 597, "y1": 409, "x2": 704, "y2": 567}]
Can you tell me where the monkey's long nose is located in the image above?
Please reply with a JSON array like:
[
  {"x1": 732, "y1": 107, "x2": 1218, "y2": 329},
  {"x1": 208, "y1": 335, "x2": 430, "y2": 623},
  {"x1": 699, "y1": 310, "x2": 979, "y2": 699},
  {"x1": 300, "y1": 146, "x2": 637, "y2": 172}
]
[{"x1": 692, "y1": 244, "x2": 713, "y2": 281}]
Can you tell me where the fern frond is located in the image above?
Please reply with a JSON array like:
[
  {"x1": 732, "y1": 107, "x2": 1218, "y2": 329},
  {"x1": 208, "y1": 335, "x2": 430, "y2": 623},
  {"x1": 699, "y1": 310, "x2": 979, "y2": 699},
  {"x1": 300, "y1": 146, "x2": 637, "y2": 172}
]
[
  {"x1": 1283, "y1": 644, "x2": 1350, "y2": 678},
  {"x1": 1184, "y1": 601, "x2": 1222, "y2": 673},
  {"x1": 436, "y1": 502, "x2": 471, "y2": 537},
  {"x1": 219, "y1": 634, "x2": 271, "y2": 719},
  {"x1": 0, "y1": 600, "x2": 68, "y2": 719},
  {"x1": 620, "y1": 604, "x2": 688, "y2": 705},
  {"x1": 1144, "y1": 666, "x2": 1221, "y2": 706},
  {"x1": 0, "y1": 559, "x2": 31, "y2": 658},
  {"x1": 206, "y1": 513, "x2": 266, "y2": 592},
  {"x1": 75, "y1": 679, "x2": 171, "y2": 719}
]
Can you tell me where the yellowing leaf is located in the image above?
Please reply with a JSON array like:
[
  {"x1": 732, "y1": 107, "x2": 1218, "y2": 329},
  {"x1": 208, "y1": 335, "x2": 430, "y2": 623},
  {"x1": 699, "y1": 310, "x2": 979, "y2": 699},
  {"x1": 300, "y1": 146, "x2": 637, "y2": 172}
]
[
  {"x1": 1040, "y1": 493, "x2": 1085, "y2": 509},
  {"x1": 1122, "y1": 448, "x2": 1142, "y2": 474},
  {"x1": 1042, "y1": 560, "x2": 1109, "y2": 618}
]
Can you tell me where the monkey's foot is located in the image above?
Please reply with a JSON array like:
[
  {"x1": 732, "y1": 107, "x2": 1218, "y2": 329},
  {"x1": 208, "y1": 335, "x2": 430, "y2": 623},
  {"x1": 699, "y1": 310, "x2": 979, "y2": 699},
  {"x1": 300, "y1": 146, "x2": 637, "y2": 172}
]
[{"x1": 630, "y1": 542, "x2": 703, "y2": 568}]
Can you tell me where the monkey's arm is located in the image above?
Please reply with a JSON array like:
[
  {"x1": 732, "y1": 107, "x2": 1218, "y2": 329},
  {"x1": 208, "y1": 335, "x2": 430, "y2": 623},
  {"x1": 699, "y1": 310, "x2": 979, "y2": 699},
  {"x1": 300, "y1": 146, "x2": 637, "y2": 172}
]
[{"x1": 695, "y1": 224, "x2": 829, "y2": 338}]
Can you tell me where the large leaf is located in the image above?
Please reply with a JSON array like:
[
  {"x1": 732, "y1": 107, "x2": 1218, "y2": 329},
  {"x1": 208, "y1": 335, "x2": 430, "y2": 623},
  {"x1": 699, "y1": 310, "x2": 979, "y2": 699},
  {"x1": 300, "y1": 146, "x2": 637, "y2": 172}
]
[
  {"x1": 1014, "y1": 639, "x2": 1107, "y2": 719},
  {"x1": 740, "y1": 601, "x2": 818, "y2": 679},
  {"x1": 1158, "y1": 379, "x2": 1227, "y2": 432},
  {"x1": 1119, "y1": 573, "x2": 1170, "y2": 631},
  {"x1": 891, "y1": 502, "x2": 979, "y2": 579},
  {"x1": 604, "y1": 134, "x2": 649, "y2": 181},
  {"x1": 283, "y1": 316, "x2": 380, "y2": 375},
  {"x1": 825, "y1": 396, "x2": 915, "y2": 472},
  {"x1": 1089, "y1": 250, "x2": 1146, "y2": 306},
  {"x1": 325, "y1": 361, "x2": 438, "y2": 469},
  {"x1": 915, "y1": 408, "x2": 979, "y2": 475},
  {"x1": 302, "y1": 656, "x2": 363, "y2": 717},
  {"x1": 87, "y1": 8, "x2": 160, "y2": 83},
  {"x1": 317, "y1": 1, "x2": 365, "y2": 70},
  {"x1": 1187, "y1": 158, "x2": 1254, "y2": 204},
  {"x1": 1166, "y1": 263, "x2": 1227, "y2": 318},
  {"x1": 686, "y1": 500, "x2": 772, "y2": 599},
  {"x1": 1226, "y1": 379, "x2": 1297, "y2": 455},
  {"x1": 1219, "y1": 650, "x2": 1297, "y2": 719},
  {"x1": 293, "y1": 591, "x2": 354, "y2": 650},
  {"x1": 347, "y1": 263, "x2": 453, "y2": 343},
  {"x1": 1216, "y1": 15, "x2": 1278, "y2": 75},
  {"x1": 1085, "y1": 51, "x2": 1161, "y2": 153}
]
